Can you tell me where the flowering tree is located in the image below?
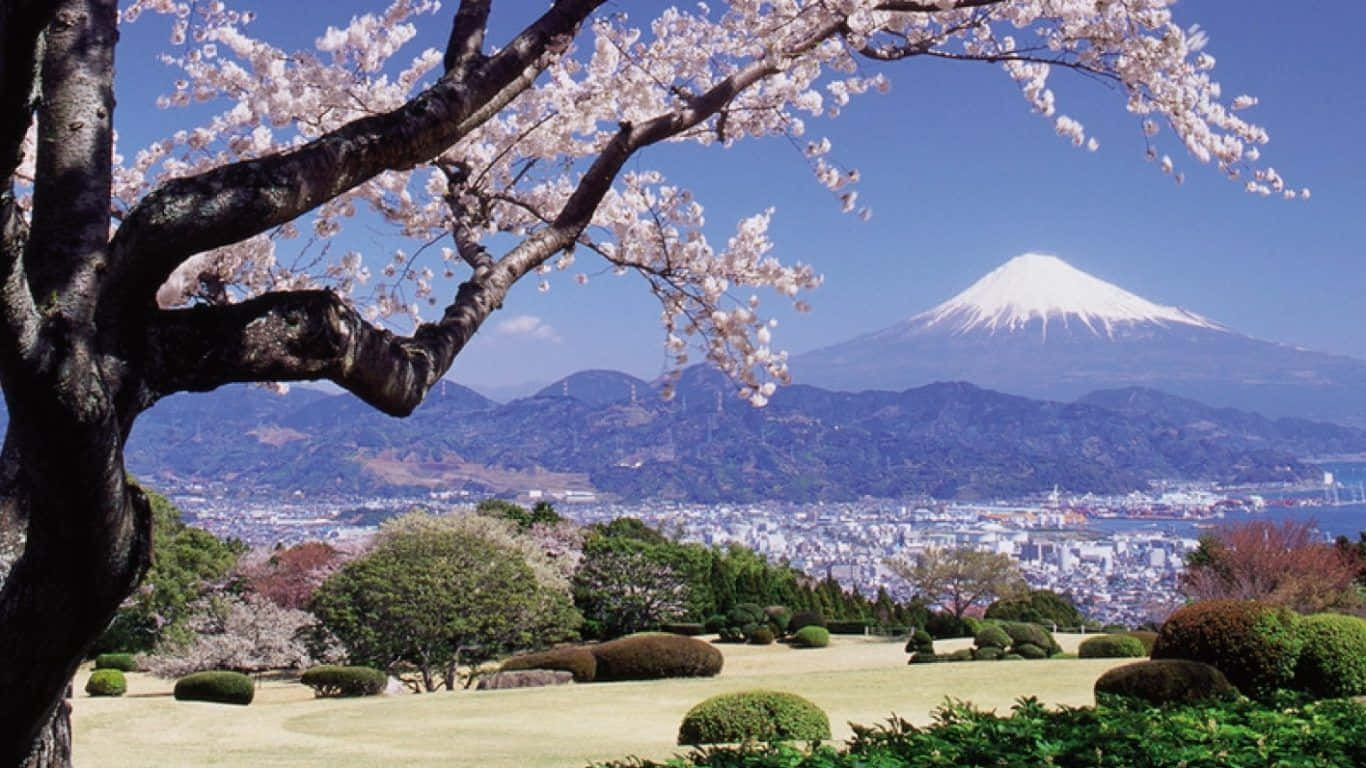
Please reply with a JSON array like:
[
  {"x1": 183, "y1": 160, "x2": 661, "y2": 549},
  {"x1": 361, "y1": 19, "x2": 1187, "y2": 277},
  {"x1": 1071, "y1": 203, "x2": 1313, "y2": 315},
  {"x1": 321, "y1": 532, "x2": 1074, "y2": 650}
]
[
  {"x1": 1181, "y1": 520, "x2": 1359, "y2": 614},
  {"x1": 0, "y1": 0, "x2": 1300, "y2": 763}
]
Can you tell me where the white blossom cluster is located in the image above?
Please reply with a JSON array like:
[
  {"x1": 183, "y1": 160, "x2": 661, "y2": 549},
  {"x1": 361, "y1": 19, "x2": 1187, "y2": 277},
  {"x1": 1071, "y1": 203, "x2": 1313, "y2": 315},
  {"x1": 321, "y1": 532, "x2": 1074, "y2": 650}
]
[{"x1": 17, "y1": 0, "x2": 1304, "y2": 404}]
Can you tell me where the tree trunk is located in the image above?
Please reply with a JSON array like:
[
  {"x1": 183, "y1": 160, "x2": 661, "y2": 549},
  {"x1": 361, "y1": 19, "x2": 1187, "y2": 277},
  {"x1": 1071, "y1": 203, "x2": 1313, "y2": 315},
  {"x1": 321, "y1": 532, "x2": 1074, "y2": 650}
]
[{"x1": 20, "y1": 700, "x2": 71, "y2": 768}]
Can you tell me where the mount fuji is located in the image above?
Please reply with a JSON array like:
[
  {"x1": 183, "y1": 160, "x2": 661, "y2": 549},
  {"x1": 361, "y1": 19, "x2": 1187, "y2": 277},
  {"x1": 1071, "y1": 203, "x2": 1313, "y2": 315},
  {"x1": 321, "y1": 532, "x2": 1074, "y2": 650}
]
[{"x1": 793, "y1": 253, "x2": 1366, "y2": 427}]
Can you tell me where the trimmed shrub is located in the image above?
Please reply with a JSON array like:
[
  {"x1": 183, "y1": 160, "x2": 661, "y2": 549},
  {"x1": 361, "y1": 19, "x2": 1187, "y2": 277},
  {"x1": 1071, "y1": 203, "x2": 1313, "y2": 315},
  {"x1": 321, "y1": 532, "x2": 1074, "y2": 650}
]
[
  {"x1": 678, "y1": 690, "x2": 831, "y2": 745},
  {"x1": 904, "y1": 629, "x2": 934, "y2": 655},
  {"x1": 661, "y1": 623, "x2": 706, "y2": 637},
  {"x1": 1123, "y1": 630, "x2": 1158, "y2": 654},
  {"x1": 947, "y1": 648, "x2": 974, "y2": 662},
  {"x1": 826, "y1": 620, "x2": 868, "y2": 635},
  {"x1": 85, "y1": 669, "x2": 127, "y2": 697},
  {"x1": 764, "y1": 606, "x2": 792, "y2": 634},
  {"x1": 173, "y1": 671, "x2": 254, "y2": 705},
  {"x1": 501, "y1": 647, "x2": 598, "y2": 683},
  {"x1": 717, "y1": 626, "x2": 746, "y2": 644},
  {"x1": 1079, "y1": 635, "x2": 1148, "y2": 659},
  {"x1": 1002, "y1": 622, "x2": 1060, "y2": 654},
  {"x1": 973, "y1": 646, "x2": 1004, "y2": 661},
  {"x1": 1102, "y1": 624, "x2": 1129, "y2": 633},
  {"x1": 1015, "y1": 643, "x2": 1047, "y2": 660},
  {"x1": 727, "y1": 603, "x2": 766, "y2": 628},
  {"x1": 476, "y1": 670, "x2": 573, "y2": 690},
  {"x1": 974, "y1": 626, "x2": 1011, "y2": 651},
  {"x1": 747, "y1": 626, "x2": 776, "y2": 645},
  {"x1": 704, "y1": 615, "x2": 728, "y2": 634},
  {"x1": 791, "y1": 626, "x2": 830, "y2": 649},
  {"x1": 1094, "y1": 659, "x2": 1238, "y2": 706},
  {"x1": 299, "y1": 665, "x2": 387, "y2": 698},
  {"x1": 788, "y1": 612, "x2": 825, "y2": 633},
  {"x1": 1151, "y1": 599, "x2": 1301, "y2": 700},
  {"x1": 1293, "y1": 613, "x2": 1366, "y2": 699},
  {"x1": 592, "y1": 635, "x2": 724, "y2": 682},
  {"x1": 94, "y1": 653, "x2": 137, "y2": 672},
  {"x1": 1002, "y1": 653, "x2": 1024, "y2": 661},
  {"x1": 907, "y1": 652, "x2": 938, "y2": 664}
]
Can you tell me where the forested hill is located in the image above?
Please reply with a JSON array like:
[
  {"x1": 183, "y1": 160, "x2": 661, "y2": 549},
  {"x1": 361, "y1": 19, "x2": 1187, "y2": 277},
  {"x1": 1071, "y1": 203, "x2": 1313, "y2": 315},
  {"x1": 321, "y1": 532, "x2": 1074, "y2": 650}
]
[{"x1": 4, "y1": 368, "x2": 1361, "y2": 502}]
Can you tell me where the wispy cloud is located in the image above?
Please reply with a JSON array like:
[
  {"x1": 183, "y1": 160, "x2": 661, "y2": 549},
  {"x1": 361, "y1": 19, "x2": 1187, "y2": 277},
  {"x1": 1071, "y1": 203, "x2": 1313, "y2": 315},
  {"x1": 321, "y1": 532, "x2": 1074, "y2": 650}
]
[{"x1": 494, "y1": 314, "x2": 561, "y2": 343}]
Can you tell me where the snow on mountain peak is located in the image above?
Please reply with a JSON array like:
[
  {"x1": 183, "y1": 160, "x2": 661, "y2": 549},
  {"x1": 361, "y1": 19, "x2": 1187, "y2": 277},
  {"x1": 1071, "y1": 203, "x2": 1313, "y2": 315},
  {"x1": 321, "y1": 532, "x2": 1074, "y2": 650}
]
[{"x1": 916, "y1": 253, "x2": 1221, "y2": 338}]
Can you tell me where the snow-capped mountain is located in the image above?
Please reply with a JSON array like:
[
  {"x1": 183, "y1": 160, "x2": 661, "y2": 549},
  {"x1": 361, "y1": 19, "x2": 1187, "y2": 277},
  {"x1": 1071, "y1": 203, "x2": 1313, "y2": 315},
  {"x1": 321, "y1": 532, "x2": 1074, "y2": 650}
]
[{"x1": 793, "y1": 253, "x2": 1366, "y2": 427}]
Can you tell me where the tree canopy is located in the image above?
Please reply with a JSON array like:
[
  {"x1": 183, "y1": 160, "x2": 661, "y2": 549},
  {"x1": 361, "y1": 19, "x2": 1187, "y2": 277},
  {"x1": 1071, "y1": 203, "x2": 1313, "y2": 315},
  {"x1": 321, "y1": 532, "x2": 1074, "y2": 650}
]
[{"x1": 888, "y1": 547, "x2": 1027, "y2": 619}]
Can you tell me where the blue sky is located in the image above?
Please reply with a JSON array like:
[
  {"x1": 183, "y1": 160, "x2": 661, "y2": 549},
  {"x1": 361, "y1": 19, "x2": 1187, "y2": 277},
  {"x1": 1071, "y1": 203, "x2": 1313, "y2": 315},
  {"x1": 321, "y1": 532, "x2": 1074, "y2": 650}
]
[{"x1": 112, "y1": 1, "x2": 1366, "y2": 399}]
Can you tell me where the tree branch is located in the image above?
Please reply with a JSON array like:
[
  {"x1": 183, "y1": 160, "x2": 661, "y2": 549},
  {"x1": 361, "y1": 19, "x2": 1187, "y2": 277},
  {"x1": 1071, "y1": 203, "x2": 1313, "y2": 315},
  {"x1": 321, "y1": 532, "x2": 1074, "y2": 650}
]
[
  {"x1": 0, "y1": 189, "x2": 39, "y2": 368},
  {"x1": 443, "y1": 0, "x2": 491, "y2": 78},
  {"x1": 0, "y1": 0, "x2": 52, "y2": 181}
]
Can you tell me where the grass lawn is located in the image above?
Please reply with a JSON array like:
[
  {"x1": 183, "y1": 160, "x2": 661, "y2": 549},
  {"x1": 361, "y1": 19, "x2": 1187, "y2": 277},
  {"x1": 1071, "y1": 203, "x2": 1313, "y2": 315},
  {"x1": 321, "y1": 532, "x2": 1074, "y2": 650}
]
[{"x1": 71, "y1": 633, "x2": 1134, "y2": 768}]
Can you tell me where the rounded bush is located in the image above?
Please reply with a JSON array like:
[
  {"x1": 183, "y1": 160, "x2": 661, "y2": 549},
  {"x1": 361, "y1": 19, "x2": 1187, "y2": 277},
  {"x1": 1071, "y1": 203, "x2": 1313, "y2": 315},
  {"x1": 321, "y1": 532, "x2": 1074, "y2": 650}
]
[
  {"x1": 1002, "y1": 622, "x2": 1059, "y2": 654},
  {"x1": 788, "y1": 611, "x2": 825, "y2": 633},
  {"x1": 904, "y1": 629, "x2": 934, "y2": 655},
  {"x1": 94, "y1": 653, "x2": 137, "y2": 672},
  {"x1": 661, "y1": 623, "x2": 706, "y2": 637},
  {"x1": 973, "y1": 646, "x2": 1003, "y2": 661},
  {"x1": 501, "y1": 647, "x2": 598, "y2": 683},
  {"x1": 678, "y1": 690, "x2": 831, "y2": 745},
  {"x1": 747, "y1": 626, "x2": 776, "y2": 645},
  {"x1": 764, "y1": 606, "x2": 792, "y2": 633},
  {"x1": 1094, "y1": 659, "x2": 1238, "y2": 706},
  {"x1": 85, "y1": 669, "x2": 126, "y2": 697},
  {"x1": 1015, "y1": 643, "x2": 1047, "y2": 660},
  {"x1": 592, "y1": 635, "x2": 724, "y2": 682},
  {"x1": 1079, "y1": 635, "x2": 1148, "y2": 659},
  {"x1": 704, "y1": 615, "x2": 728, "y2": 634},
  {"x1": 974, "y1": 626, "x2": 1012, "y2": 650},
  {"x1": 1123, "y1": 630, "x2": 1158, "y2": 654},
  {"x1": 727, "y1": 603, "x2": 766, "y2": 628},
  {"x1": 299, "y1": 665, "x2": 387, "y2": 698},
  {"x1": 1151, "y1": 600, "x2": 1301, "y2": 700},
  {"x1": 791, "y1": 626, "x2": 829, "y2": 649},
  {"x1": 1001, "y1": 653, "x2": 1024, "y2": 661},
  {"x1": 907, "y1": 652, "x2": 938, "y2": 664},
  {"x1": 717, "y1": 626, "x2": 746, "y2": 643},
  {"x1": 947, "y1": 648, "x2": 974, "y2": 662},
  {"x1": 173, "y1": 671, "x2": 254, "y2": 705},
  {"x1": 1293, "y1": 613, "x2": 1366, "y2": 699},
  {"x1": 826, "y1": 620, "x2": 869, "y2": 635}
]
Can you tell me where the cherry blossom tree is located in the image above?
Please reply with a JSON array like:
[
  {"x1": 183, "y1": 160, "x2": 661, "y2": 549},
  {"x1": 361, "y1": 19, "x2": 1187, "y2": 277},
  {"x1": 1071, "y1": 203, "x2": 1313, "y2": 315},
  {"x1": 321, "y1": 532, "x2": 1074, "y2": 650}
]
[{"x1": 0, "y1": 0, "x2": 1301, "y2": 763}]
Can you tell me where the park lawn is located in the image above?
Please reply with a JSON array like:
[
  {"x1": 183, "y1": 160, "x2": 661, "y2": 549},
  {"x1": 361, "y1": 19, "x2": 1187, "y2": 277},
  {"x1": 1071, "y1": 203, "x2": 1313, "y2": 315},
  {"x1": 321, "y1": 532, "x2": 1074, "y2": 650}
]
[{"x1": 71, "y1": 633, "x2": 1132, "y2": 768}]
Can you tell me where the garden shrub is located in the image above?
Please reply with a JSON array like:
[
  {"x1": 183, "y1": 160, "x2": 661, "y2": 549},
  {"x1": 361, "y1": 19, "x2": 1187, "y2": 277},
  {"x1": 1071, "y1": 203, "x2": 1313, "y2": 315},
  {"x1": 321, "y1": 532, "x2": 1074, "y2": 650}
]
[
  {"x1": 704, "y1": 615, "x2": 728, "y2": 634},
  {"x1": 1151, "y1": 599, "x2": 1301, "y2": 699},
  {"x1": 972, "y1": 646, "x2": 1003, "y2": 661},
  {"x1": 904, "y1": 629, "x2": 934, "y2": 655},
  {"x1": 1094, "y1": 659, "x2": 1238, "y2": 705},
  {"x1": 947, "y1": 649, "x2": 974, "y2": 662},
  {"x1": 677, "y1": 690, "x2": 831, "y2": 745},
  {"x1": 717, "y1": 626, "x2": 746, "y2": 643},
  {"x1": 907, "y1": 652, "x2": 938, "y2": 664},
  {"x1": 791, "y1": 626, "x2": 829, "y2": 648},
  {"x1": 826, "y1": 620, "x2": 868, "y2": 635},
  {"x1": 788, "y1": 611, "x2": 825, "y2": 633},
  {"x1": 1015, "y1": 643, "x2": 1047, "y2": 660},
  {"x1": 173, "y1": 670, "x2": 254, "y2": 705},
  {"x1": 500, "y1": 647, "x2": 598, "y2": 683},
  {"x1": 1001, "y1": 622, "x2": 1060, "y2": 654},
  {"x1": 747, "y1": 626, "x2": 776, "y2": 645},
  {"x1": 661, "y1": 623, "x2": 706, "y2": 637},
  {"x1": 1293, "y1": 612, "x2": 1366, "y2": 699},
  {"x1": 973, "y1": 626, "x2": 1011, "y2": 651},
  {"x1": 925, "y1": 612, "x2": 970, "y2": 639},
  {"x1": 299, "y1": 665, "x2": 387, "y2": 697},
  {"x1": 591, "y1": 634, "x2": 724, "y2": 681},
  {"x1": 727, "y1": 603, "x2": 766, "y2": 628},
  {"x1": 1078, "y1": 634, "x2": 1148, "y2": 659},
  {"x1": 764, "y1": 606, "x2": 792, "y2": 633},
  {"x1": 1002, "y1": 653, "x2": 1024, "y2": 660},
  {"x1": 1102, "y1": 623, "x2": 1129, "y2": 633},
  {"x1": 85, "y1": 669, "x2": 127, "y2": 697},
  {"x1": 1123, "y1": 630, "x2": 1158, "y2": 654},
  {"x1": 94, "y1": 653, "x2": 137, "y2": 672}
]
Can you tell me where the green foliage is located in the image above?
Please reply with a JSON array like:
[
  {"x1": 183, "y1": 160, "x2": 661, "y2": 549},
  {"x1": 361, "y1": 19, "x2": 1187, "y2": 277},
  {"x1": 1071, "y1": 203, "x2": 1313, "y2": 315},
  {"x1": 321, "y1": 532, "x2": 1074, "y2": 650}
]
[
  {"x1": 575, "y1": 519, "x2": 713, "y2": 637},
  {"x1": 972, "y1": 646, "x2": 1003, "y2": 661},
  {"x1": 727, "y1": 603, "x2": 766, "y2": 628},
  {"x1": 677, "y1": 691, "x2": 831, "y2": 745},
  {"x1": 1000, "y1": 622, "x2": 1060, "y2": 654},
  {"x1": 299, "y1": 665, "x2": 387, "y2": 698},
  {"x1": 985, "y1": 590, "x2": 1084, "y2": 628},
  {"x1": 788, "y1": 612, "x2": 825, "y2": 633},
  {"x1": 1014, "y1": 643, "x2": 1046, "y2": 660},
  {"x1": 973, "y1": 626, "x2": 1011, "y2": 651},
  {"x1": 747, "y1": 626, "x2": 776, "y2": 645},
  {"x1": 791, "y1": 626, "x2": 829, "y2": 649},
  {"x1": 704, "y1": 615, "x2": 727, "y2": 634},
  {"x1": 826, "y1": 620, "x2": 868, "y2": 635},
  {"x1": 1001, "y1": 653, "x2": 1024, "y2": 661},
  {"x1": 907, "y1": 652, "x2": 938, "y2": 664},
  {"x1": 904, "y1": 629, "x2": 934, "y2": 655},
  {"x1": 591, "y1": 634, "x2": 724, "y2": 682},
  {"x1": 1293, "y1": 613, "x2": 1366, "y2": 699},
  {"x1": 96, "y1": 487, "x2": 244, "y2": 654},
  {"x1": 1078, "y1": 634, "x2": 1148, "y2": 659},
  {"x1": 173, "y1": 671, "x2": 254, "y2": 705},
  {"x1": 764, "y1": 606, "x2": 792, "y2": 633},
  {"x1": 1123, "y1": 630, "x2": 1158, "y2": 654},
  {"x1": 85, "y1": 669, "x2": 127, "y2": 697},
  {"x1": 661, "y1": 623, "x2": 706, "y2": 636},
  {"x1": 94, "y1": 653, "x2": 137, "y2": 672},
  {"x1": 476, "y1": 498, "x2": 562, "y2": 531},
  {"x1": 1152, "y1": 599, "x2": 1302, "y2": 700},
  {"x1": 1094, "y1": 659, "x2": 1238, "y2": 705},
  {"x1": 500, "y1": 647, "x2": 598, "y2": 683},
  {"x1": 924, "y1": 612, "x2": 971, "y2": 639},
  {"x1": 311, "y1": 511, "x2": 580, "y2": 691},
  {"x1": 947, "y1": 649, "x2": 975, "y2": 662}
]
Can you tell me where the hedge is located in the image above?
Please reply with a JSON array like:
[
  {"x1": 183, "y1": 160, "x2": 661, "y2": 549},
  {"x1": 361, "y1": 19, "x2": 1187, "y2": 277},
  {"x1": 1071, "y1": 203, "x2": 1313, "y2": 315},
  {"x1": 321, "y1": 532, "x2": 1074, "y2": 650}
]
[
  {"x1": 1151, "y1": 599, "x2": 1301, "y2": 700},
  {"x1": 661, "y1": 623, "x2": 707, "y2": 637},
  {"x1": 1094, "y1": 659, "x2": 1238, "y2": 706},
  {"x1": 501, "y1": 647, "x2": 598, "y2": 683},
  {"x1": 973, "y1": 646, "x2": 1004, "y2": 661},
  {"x1": 94, "y1": 653, "x2": 137, "y2": 672},
  {"x1": 299, "y1": 665, "x2": 387, "y2": 698},
  {"x1": 173, "y1": 671, "x2": 254, "y2": 705},
  {"x1": 788, "y1": 612, "x2": 826, "y2": 633},
  {"x1": 973, "y1": 626, "x2": 1011, "y2": 651},
  {"x1": 1123, "y1": 630, "x2": 1158, "y2": 654},
  {"x1": 826, "y1": 620, "x2": 868, "y2": 635},
  {"x1": 791, "y1": 626, "x2": 830, "y2": 649},
  {"x1": 1001, "y1": 622, "x2": 1061, "y2": 655},
  {"x1": 1293, "y1": 613, "x2": 1366, "y2": 699},
  {"x1": 85, "y1": 669, "x2": 127, "y2": 697},
  {"x1": 678, "y1": 691, "x2": 830, "y2": 745},
  {"x1": 592, "y1": 634, "x2": 724, "y2": 682},
  {"x1": 747, "y1": 626, "x2": 776, "y2": 645},
  {"x1": 1078, "y1": 634, "x2": 1148, "y2": 659}
]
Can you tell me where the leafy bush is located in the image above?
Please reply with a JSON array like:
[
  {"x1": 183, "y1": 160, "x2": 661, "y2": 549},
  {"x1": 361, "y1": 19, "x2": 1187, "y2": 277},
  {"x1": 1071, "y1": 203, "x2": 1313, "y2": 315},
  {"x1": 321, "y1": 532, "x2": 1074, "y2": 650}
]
[
  {"x1": 1001, "y1": 653, "x2": 1024, "y2": 661},
  {"x1": 1000, "y1": 622, "x2": 1060, "y2": 654},
  {"x1": 1293, "y1": 613, "x2": 1366, "y2": 699},
  {"x1": 677, "y1": 691, "x2": 831, "y2": 745},
  {"x1": 500, "y1": 647, "x2": 598, "y2": 683},
  {"x1": 1014, "y1": 643, "x2": 1046, "y2": 660},
  {"x1": 925, "y1": 612, "x2": 971, "y2": 639},
  {"x1": 788, "y1": 612, "x2": 825, "y2": 633},
  {"x1": 791, "y1": 626, "x2": 829, "y2": 648},
  {"x1": 1123, "y1": 630, "x2": 1158, "y2": 654},
  {"x1": 1078, "y1": 634, "x2": 1148, "y2": 659},
  {"x1": 973, "y1": 626, "x2": 1011, "y2": 651},
  {"x1": 947, "y1": 649, "x2": 974, "y2": 662},
  {"x1": 299, "y1": 665, "x2": 387, "y2": 697},
  {"x1": 826, "y1": 620, "x2": 868, "y2": 635},
  {"x1": 907, "y1": 652, "x2": 938, "y2": 664},
  {"x1": 973, "y1": 646, "x2": 1003, "y2": 661},
  {"x1": 727, "y1": 603, "x2": 765, "y2": 628},
  {"x1": 591, "y1": 634, "x2": 724, "y2": 681},
  {"x1": 764, "y1": 606, "x2": 792, "y2": 633},
  {"x1": 748, "y1": 626, "x2": 776, "y2": 645},
  {"x1": 173, "y1": 671, "x2": 254, "y2": 705},
  {"x1": 94, "y1": 653, "x2": 137, "y2": 672},
  {"x1": 1151, "y1": 599, "x2": 1301, "y2": 699},
  {"x1": 704, "y1": 615, "x2": 728, "y2": 634},
  {"x1": 717, "y1": 626, "x2": 746, "y2": 643},
  {"x1": 661, "y1": 623, "x2": 706, "y2": 637},
  {"x1": 85, "y1": 669, "x2": 127, "y2": 697},
  {"x1": 904, "y1": 629, "x2": 933, "y2": 655},
  {"x1": 1094, "y1": 659, "x2": 1238, "y2": 705},
  {"x1": 985, "y1": 590, "x2": 1084, "y2": 628}
]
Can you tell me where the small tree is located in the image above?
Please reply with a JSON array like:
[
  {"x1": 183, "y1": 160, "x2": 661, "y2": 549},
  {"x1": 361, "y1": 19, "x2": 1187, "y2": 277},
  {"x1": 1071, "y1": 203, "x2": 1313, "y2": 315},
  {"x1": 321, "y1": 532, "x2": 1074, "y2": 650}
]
[
  {"x1": 238, "y1": 541, "x2": 346, "y2": 610},
  {"x1": 137, "y1": 593, "x2": 325, "y2": 679},
  {"x1": 1182, "y1": 520, "x2": 1359, "y2": 613},
  {"x1": 574, "y1": 541, "x2": 691, "y2": 638},
  {"x1": 888, "y1": 548, "x2": 1026, "y2": 619},
  {"x1": 986, "y1": 589, "x2": 1085, "y2": 629},
  {"x1": 310, "y1": 512, "x2": 580, "y2": 692}
]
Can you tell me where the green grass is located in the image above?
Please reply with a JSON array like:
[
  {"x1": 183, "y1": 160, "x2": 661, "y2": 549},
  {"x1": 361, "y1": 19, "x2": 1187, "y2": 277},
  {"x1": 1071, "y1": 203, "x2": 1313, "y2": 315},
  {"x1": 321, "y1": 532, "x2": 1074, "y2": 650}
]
[{"x1": 71, "y1": 634, "x2": 1131, "y2": 768}]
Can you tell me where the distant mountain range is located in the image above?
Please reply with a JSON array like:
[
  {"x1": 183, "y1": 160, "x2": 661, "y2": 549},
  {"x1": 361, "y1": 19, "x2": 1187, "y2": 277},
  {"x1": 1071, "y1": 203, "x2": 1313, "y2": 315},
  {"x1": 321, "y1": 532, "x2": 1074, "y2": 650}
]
[
  {"x1": 1, "y1": 366, "x2": 1352, "y2": 503},
  {"x1": 792, "y1": 253, "x2": 1366, "y2": 427}
]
